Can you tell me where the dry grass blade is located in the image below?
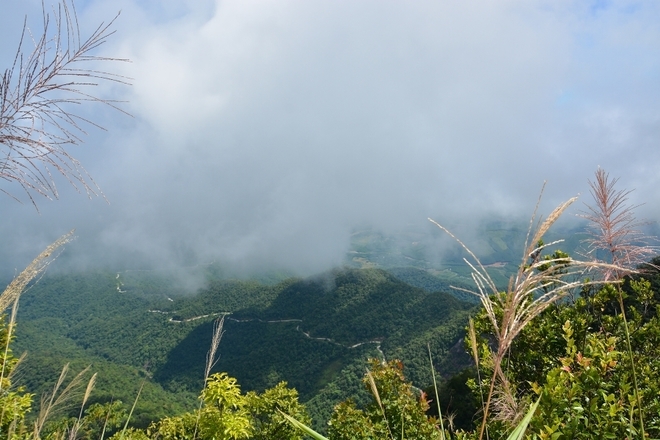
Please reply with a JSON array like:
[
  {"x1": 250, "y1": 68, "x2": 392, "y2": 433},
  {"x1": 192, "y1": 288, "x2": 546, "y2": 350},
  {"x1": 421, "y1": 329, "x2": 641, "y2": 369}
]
[
  {"x1": 194, "y1": 315, "x2": 226, "y2": 440},
  {"x1": 99, "y1": 400, "x2": 114, "y2": 440},
  {"x1": 34, "y1": 364, "x2": 91, "y2": 438},
  {"x1": 365, "y1": 369, "x2": 395, "y2": 440},
  {"x1": 0, "y1": 230, "x2": 75, "y2": 435},
  {"x1": 427, "y1": 345, "x2": 446, "y2": 440},
  {"x1": 528, "y1": 197, "x2": 577, "y2": 258},
  {"x1": 521, "y1": 182, "x2": 546, "y2": 266},
  {"x1": 83, "y1": 373, "x2": 97, "y2": 405},
  {"x1": 118, "y1": 381, "x2": 144, "y2": 440},
  {"x1": 0, "y1": 298, "x2": 26, "y2": 435},
  {"x1": 204, "y1": 316, "x2": 225, "y2": 381},
  {"x1": 0, "y1": 230, "x2": 75, "y2": 313},
  {"x1": 468, "y1": 318, "x2": 479, "y2": 371},
  {"x1": 0, "y1": 0, "x2": 130, "y2": 207},
  {"x1": 428, "y1": 219, "x2": 499, "y2": 296},
  {"x1": 69, "y1": 372, "x2": 97, "y2": 440},
  {"x1": 581, "y1": 168, "x2": 657, "y2": 280},
  {"x1": 468, "y1": 316, "x2": 488, "y2": 435},
  {"x1": 0, "y1": 298, "x2": 21, "y2": 392},
  {"x1": 366, "y1": 370, "x2": 383, "y2": 411}
]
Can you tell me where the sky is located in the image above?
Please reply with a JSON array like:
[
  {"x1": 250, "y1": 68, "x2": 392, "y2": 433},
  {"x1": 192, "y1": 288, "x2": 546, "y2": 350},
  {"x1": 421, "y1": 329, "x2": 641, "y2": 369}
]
[{"x1": 1, "y1": 0, "x2": 659, "y2": 279}]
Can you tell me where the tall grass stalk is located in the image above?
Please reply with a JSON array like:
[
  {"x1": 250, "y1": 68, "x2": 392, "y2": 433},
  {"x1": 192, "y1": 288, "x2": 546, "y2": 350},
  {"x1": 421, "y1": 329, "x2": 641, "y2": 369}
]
[
  {"x1": 98, "y1": 399, "x2": 115, "y2": 440},
  {"x1": 193, "y1": 316, "x2": 225, "y2": 440},
  {"x1": 0, "y1": 231, "x2": 74, "y2": 435},
  {"x1": 581, "y1": 168, "x2": 658, "y2": 437},
  {"x1": 0, "y1": 299, "x2": 21, "y2": 392},
  {"x1": 467, "y1": 317, "x2": 489, "y2": 440},
  {"x1": 0, "y1": 230, "x2": 75, "y2": 312},
  {"x1": 118, "y1": 381, "x2": 144, "y2": 440},
  {"x1": 616, "y1": 291, "x2": 643, "y2": 436},
  {"x1": 203, "y1": 316, "x2": 225, "y2": 381},
  {"x1": 33, "y1": 364, "x2": 91, "y2": 439},
  {"x1": 582, "y1": 169, "x2": 656, "y2": 280},
  {"x1": 365, "y1": 369, "x2": 395, "y2": 440},
  {"x1": 68, "y1": 373, "x2": 97, "y2": 440},
  {"x1": 427, "y1": 344, "x2": 446, "y2": 440},
  {"x1": 429, "y1": 187, "x2": 616, "y2": 440}
]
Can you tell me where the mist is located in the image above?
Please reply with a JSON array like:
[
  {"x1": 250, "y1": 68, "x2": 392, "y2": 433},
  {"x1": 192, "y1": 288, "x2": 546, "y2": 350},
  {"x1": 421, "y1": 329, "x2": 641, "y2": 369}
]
[{"x1": 1, "y1": 0, "x2": 659, "y2": 281}]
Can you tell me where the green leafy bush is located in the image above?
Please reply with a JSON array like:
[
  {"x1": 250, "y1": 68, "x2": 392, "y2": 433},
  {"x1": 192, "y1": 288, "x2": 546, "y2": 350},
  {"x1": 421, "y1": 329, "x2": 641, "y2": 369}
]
[
  {"x1": 141, "y1": 373, "x2": 309, "y2": 440},
  {"x1": 328, "y1": 359, "x2": 442, "y2": 440}
]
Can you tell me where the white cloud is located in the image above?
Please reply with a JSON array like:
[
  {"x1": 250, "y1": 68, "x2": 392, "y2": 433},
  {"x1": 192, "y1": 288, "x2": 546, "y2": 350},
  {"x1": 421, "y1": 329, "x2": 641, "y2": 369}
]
[{"x1": 1, "y1": 0, "x2": 659, "y2": 276}]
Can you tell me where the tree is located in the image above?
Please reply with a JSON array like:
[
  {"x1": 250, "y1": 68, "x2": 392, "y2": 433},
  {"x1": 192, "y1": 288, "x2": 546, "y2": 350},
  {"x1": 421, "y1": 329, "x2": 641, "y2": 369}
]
[
  {"x1": 328, "y1": 359, "x2": 442, "y2": 440},
  {"x1": 0, "y1": 0, "x2": 129, "y2": 208},
  {"x1": 143, "y1": 374, "x2": 310, "y2": 440}
]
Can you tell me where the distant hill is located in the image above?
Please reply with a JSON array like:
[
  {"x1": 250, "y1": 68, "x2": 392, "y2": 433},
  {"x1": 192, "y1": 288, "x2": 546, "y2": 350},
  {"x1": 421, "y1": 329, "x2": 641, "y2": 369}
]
[
  {"x1": 346, "y1": 219, "x2": 592, "y2": 289},
  {"x1": 386, "y1": 267, "x2": 478, "y2": 303},
  {"x1": 154, "y1": 268, "x2": 474, "y2": 427}
]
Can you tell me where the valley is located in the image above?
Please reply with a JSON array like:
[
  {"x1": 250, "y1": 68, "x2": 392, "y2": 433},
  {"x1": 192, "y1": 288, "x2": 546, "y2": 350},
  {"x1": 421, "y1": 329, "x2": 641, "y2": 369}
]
[{"x1": 12, "y1": 260, "x2": 477, "y2": 429}]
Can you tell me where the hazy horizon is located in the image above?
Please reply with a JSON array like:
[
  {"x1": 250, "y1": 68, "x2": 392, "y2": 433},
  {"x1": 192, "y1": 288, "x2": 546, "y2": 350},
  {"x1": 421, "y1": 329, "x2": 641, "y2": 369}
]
[{"x1": 2, "y1": 0, "x2": 659, "y2": 279}]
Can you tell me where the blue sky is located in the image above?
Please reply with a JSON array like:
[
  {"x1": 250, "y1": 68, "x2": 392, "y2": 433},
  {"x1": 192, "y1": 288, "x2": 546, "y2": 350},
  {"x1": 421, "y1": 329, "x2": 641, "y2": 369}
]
[{"x1": 1, "y1": 0, "x2": 659, "y2": 276}]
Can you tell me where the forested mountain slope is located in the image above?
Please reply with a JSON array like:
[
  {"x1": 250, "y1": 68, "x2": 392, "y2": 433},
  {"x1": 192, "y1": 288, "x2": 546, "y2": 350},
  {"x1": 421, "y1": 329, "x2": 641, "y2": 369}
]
[{"x1": 13, "y1": 267, "x2": 475, "y2": 428}]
